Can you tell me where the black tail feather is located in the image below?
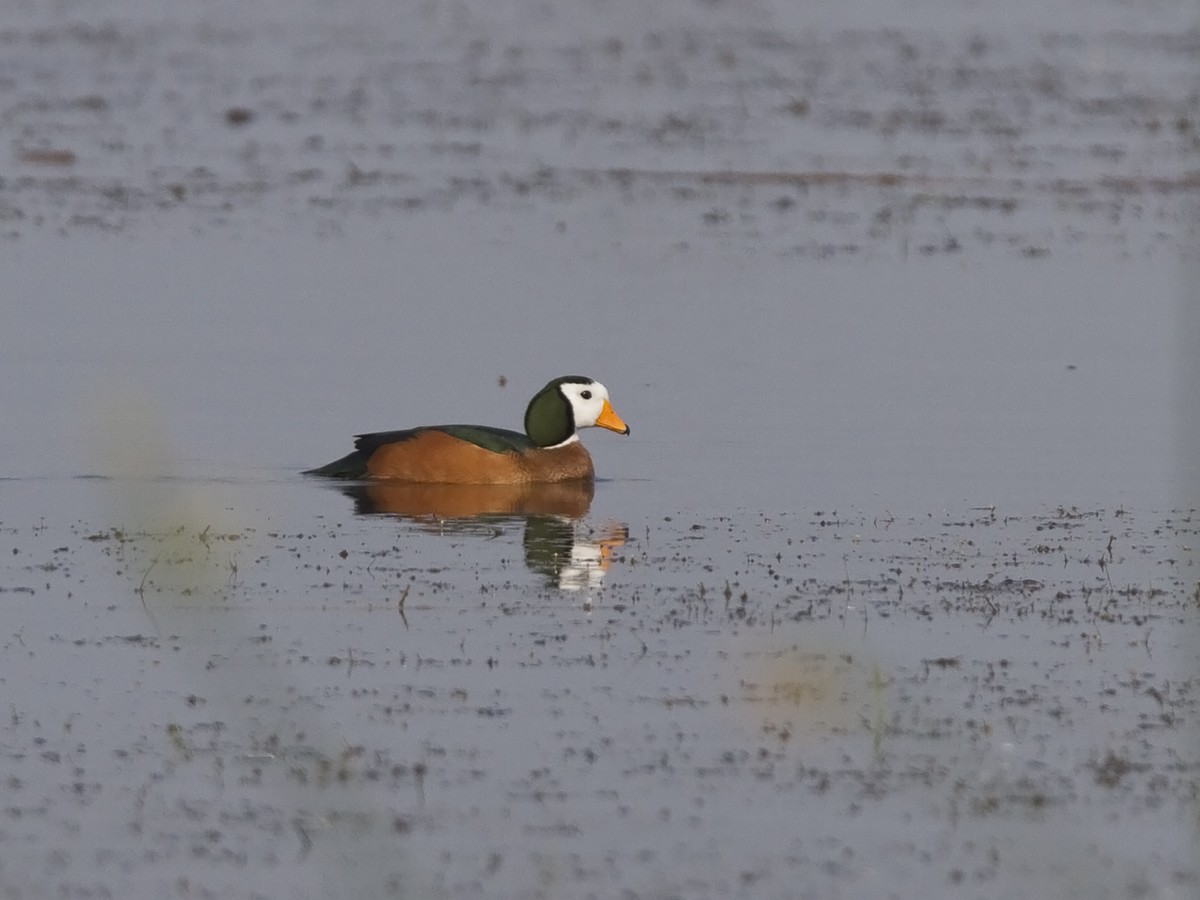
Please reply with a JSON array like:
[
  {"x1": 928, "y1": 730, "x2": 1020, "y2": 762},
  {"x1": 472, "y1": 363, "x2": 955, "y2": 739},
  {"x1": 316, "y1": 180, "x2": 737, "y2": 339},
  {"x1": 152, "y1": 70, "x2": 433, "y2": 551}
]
[{"x1": 302, "y1": 451, "x2": 369, "y2": 479}]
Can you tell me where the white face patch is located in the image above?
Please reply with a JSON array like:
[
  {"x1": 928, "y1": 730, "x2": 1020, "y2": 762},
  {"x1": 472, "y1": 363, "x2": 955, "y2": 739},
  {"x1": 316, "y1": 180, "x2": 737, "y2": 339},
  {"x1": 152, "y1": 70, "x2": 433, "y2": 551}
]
[{"x1": 558, "y1": 379, "x2": 610, "y2": 430}]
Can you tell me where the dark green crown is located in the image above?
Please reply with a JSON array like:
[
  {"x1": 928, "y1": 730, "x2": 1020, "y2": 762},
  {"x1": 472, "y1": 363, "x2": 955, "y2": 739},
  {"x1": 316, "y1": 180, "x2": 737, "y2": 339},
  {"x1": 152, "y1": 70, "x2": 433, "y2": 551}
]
[{"x1": 524, "y1": 376, "x2": 593, "y2": 447}]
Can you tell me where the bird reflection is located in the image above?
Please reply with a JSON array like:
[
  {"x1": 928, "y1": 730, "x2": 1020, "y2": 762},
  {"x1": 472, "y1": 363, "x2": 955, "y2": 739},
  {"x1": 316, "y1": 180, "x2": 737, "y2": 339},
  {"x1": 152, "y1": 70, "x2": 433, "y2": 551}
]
[
  {"x1": 332, "y1": 480, "x2": 627, "y2": 591},
  {"x1": 522, "y1": 515, "x2": 627, "y2": 592},
  {"x1": 345, "y1": 480, "x2": 595, "y2": 518}
]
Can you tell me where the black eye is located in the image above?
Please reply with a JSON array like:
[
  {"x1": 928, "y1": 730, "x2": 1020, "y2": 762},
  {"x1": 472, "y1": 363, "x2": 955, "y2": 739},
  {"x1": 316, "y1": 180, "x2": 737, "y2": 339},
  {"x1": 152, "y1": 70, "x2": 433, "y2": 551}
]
[{"x1": 580, "y1": 390, "x2": 592, "y2": 400}]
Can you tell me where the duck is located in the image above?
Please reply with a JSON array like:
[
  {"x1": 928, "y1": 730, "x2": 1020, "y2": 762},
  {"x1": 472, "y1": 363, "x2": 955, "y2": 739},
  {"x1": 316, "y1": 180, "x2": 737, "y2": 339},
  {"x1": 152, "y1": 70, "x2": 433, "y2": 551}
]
[{"x1": 304, "y1": 376, "x2": 630, "y2": 483}]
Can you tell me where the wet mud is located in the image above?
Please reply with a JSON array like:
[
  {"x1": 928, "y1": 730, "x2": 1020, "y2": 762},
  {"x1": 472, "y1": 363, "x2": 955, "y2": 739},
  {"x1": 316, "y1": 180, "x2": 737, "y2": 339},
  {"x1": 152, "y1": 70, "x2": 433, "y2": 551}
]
[
  {"x1": 2, "y1": 482, "x2": 1197, "y2": 898},
  {"x1": 1, "y1": 4, "x2": 1195, "y2": 257}
]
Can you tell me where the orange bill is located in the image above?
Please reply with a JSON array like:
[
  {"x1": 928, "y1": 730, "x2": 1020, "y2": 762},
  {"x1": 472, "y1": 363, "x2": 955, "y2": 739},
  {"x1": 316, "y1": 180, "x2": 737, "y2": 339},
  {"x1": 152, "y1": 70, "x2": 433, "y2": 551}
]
[{"x1": 595, "y1": 398, "x2": 631, "y2": 435}]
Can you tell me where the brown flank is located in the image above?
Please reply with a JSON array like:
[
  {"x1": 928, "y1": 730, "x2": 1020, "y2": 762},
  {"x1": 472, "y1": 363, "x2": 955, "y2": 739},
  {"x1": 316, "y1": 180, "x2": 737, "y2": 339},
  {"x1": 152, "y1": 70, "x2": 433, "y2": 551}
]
[{"x1": 365, "y1": 430, "x2": 595, "y2": 483}]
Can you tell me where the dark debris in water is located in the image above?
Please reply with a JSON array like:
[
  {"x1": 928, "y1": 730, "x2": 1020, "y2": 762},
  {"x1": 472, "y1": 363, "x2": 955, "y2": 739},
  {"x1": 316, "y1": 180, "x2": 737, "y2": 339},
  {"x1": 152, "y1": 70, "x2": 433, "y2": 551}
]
[
  {"x1": 1, "y1": 498, "x2": 1197, "y2": 897},
  {"x1": 0, "y1": 16, "x2": 1193, "y2": 254}
]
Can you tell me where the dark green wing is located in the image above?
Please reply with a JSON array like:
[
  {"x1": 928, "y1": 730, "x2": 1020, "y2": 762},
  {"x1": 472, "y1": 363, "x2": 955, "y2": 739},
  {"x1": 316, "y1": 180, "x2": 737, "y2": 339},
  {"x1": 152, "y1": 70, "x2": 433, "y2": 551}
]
[
  {"x1": 430, "y1": 425, "x2": 535, "y2": 454},
  {"x1": 303, "y1": 424, "x2": 533, "y2": 478}
]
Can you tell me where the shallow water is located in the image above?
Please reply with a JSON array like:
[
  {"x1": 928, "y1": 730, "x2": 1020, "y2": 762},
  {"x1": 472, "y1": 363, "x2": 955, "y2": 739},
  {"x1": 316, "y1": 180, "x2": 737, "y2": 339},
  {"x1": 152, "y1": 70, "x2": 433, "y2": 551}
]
[
  {"x1": 1, "y1": 0, "x2": 1197, "y2": 897},
  {"x1": 4, "y1": 225, "x2": 1191, "y2": 512},
  {"x1": 2, "y1": 478, "x2": 1197, "y2": 899}
]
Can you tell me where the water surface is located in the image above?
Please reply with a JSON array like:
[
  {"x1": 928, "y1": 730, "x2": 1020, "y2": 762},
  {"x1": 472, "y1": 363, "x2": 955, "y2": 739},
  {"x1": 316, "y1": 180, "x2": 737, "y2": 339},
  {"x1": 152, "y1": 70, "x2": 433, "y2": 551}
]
[{"x1": 1, "y1": 0, "x2": 1196, "y2": 897}]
